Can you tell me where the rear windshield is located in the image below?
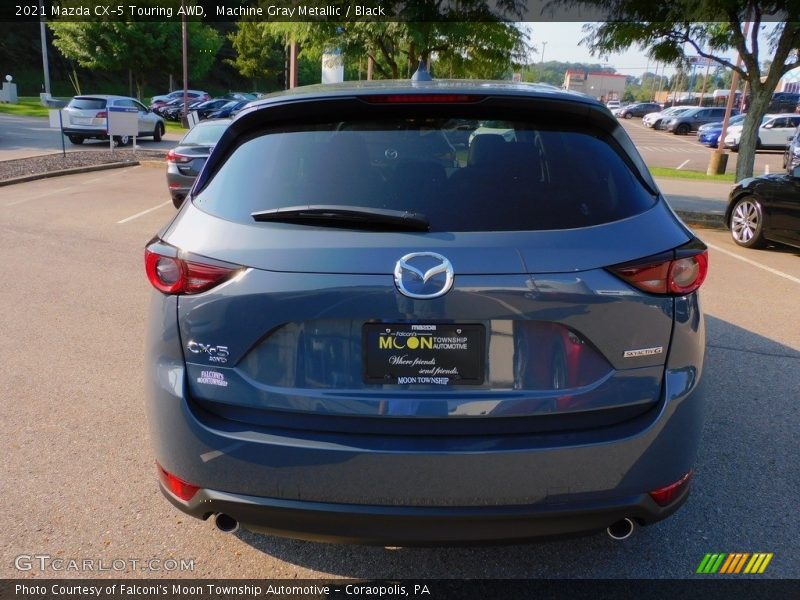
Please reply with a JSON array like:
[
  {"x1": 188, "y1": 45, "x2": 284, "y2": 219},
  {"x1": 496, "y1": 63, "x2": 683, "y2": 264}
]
[
  {"x1": 68, "y1": 97, "x2": 106, "y2": 110},
  {"x1": 181, "y1": 123, "x2": 229, "y2": 145},
  {"x1": 194, "y1": 117, "x2": 656, "y2": 232}
]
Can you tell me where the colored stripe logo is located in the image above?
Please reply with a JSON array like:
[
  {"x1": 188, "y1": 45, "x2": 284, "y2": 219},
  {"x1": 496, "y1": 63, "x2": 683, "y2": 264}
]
[{"x1": 697, "y1": 553, "x2": 773, "y2": 574}]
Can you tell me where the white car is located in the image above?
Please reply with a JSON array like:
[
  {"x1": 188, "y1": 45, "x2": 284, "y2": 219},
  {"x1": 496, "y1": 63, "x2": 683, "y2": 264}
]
[
  {"x1": 151, "y1": 89, "x2": 209, "y2": 105},
  {"x1": 606, "y1": 100, "x2": 621, "y2": 110},
  {"x1": 62, "y1": 95, "x2": 166, "y2": 146},
  {"x1": 724, "y1": 113, "x2": 800, "y2": 151},
  {"x1": 642, "y1": 106, "x2": 693, "y2": 129}
]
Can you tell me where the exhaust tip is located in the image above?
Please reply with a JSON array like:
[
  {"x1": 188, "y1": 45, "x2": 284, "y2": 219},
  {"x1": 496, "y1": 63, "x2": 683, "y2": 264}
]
[
  {"x1": 214, "y1": 513, "x2": 239, "y2": 533},
  {"x1": 607, "y1": 518, "x2": 635, "y2": 541}
]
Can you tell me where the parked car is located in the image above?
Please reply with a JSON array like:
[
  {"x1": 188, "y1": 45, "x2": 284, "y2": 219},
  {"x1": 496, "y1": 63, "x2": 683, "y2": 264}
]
[
  {"x1": 163, "y1": 100, "x2": 204, "y2": 122},
  {"x1": 145, "y1": 81, "x2": 708, "y2": 545},
  {"x1": 726, "y1": 165, "x2": 800, "y2": 249},
  {"x1": 663, "y1": 107, "x2": 735, "y2": 135},
  {"x1": 723, "y1": 113, "x2": 800, "y2": 151},
  {"x1": 192, "y1": 99, "x2": 235, "y2": 120},
  {"x1": 205, "y1": 100, "x2": 249, "y2": 120},
  {"x1": 62, "y1": 95, "x2": 165, "y2": 146},
  {"x1": 605, "y1": 99, "x2": 621, "y2": 110},
  {"x1": 784, "y1": 127, "x2": 800, "y2": 172},
  {"x1": 617, "y1": 102, "x2": 662, "y2": 119},
  {"x1": 768, "y1": 92, "x2": 800, "y2": 113},
  {"x1": 166, "y1": 119, "x2": 231, "y2": 208},
  {"x1": 643, "y1": 105, "x2": 692, "y2": 129},
  {"x1": 151, "y1": 89, "x2": 209, "y2": 106},
  {"x1": 696, "y1": 114, "x2": 747, "y2": 148}
]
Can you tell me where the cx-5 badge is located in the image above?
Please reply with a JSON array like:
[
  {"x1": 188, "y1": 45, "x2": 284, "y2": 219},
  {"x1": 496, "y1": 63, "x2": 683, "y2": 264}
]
[{"x1": 394, "y1": 252, "x2": 454, "y2": 299}]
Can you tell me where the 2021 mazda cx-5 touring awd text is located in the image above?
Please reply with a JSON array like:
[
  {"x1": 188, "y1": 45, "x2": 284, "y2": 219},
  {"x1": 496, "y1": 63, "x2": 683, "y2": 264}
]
[{"x1": 145, "y1": 81, "x2": 707, "y2": 544}]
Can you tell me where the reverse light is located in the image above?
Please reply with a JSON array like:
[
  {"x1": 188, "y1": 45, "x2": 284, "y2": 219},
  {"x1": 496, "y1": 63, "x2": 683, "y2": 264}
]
[
  {"x1": 609, "y1": 243, "x2": 708, "y2": 296},
  {"x1": 649, "y1": 470, "x2": 693, "y2": 506},
  {"x1": 157, "y1": 462, "x2": 199, "y2": 502},
  {"x1": 145, "y1": 246, "x2": 240, "y2": 295}
]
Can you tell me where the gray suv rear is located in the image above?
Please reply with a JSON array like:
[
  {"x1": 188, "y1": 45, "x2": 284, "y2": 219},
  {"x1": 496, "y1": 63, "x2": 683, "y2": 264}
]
[
  {"x1": 145, "y1": 81, "x2": 707, "y2": 545},
  {"x1": 665, "y1": 107, "x2": 736, "y2": 135}
]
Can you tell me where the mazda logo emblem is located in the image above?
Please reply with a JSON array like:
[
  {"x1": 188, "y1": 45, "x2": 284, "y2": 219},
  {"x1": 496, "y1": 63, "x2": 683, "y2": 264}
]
[{"x1": 394, "y1": 252, "x2": 454, "y2": 299}]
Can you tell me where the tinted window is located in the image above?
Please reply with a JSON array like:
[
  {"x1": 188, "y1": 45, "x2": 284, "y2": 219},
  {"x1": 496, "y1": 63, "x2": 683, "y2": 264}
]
[
  {"x1": 68, "y1": 97, "x2": 106, "y2": 110},
  {"x1": 195, "y1": 118, "x2": 655, "y2": 232}
]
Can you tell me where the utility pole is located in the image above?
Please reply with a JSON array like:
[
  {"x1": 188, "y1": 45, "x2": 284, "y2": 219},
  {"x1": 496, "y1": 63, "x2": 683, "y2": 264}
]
[
  {"x1": 540, "y1": 41, "x2": 547, "y2": 64},
  {"x1": 181, "y1": 0, "x2": 189, "y2": 127},
  {"x1": 39, "y1": 0, "x2": 50, "y2": 95},
  {"x1": 709, "y1": 19, "x2": 751, "y2": 175}
]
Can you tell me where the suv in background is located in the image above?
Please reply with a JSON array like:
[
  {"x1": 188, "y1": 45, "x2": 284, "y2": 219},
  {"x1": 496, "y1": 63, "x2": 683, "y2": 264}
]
[
  {"x1": 62, "y1": 95, "x2": 166, "y2": 146},
  {"x1": 617, "y1": 102, "x2": 662, "y2": 119},
  {"x1": 663, "y1": 107, "x2": 734, "y2": 135}
]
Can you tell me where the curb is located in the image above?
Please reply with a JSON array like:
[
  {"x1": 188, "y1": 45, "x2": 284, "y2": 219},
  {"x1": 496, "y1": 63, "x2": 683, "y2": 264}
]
[
  {"x1": 675, "y1": 210, "x2": 726, "y2": 230},
  {"x1": 0, "y1": 160, "x2": 140, "y2": 188}
]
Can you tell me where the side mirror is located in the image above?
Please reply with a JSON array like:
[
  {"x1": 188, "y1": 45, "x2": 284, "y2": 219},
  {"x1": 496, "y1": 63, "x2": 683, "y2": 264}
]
[{"x1": 763, "y1": 123, "x2": 774, "y2": 129}]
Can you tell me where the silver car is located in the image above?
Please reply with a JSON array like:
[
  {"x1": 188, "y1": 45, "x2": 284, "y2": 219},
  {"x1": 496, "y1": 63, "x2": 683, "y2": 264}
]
[{"x1": 63, "y1": 95, "x2": 165, "y2": 146}]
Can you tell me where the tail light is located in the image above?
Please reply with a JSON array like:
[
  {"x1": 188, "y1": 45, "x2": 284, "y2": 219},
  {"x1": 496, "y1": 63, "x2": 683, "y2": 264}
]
[
  {"x1": 157, "y1": 462, "x2": 199, "y2": 501},
  {"x1": 145, "y1": 245, "x2": 240, "y2": 295},
  {"x1": 609, "y1": 241, "x2": 708, "y2": 296},
  {"x1": 649, "y1": 470, "x2": 693, "y2": 506},
  {"x1": 95, "y1": 110, "x2": 107, "y2": 119},
  {"x1": 166, "y1": 149, "x2": 193, "y2": 164}
]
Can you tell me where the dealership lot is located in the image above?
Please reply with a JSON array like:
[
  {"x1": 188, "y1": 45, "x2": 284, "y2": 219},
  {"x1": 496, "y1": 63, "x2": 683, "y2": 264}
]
[
  {"x1": 1, "y1": 167, "x2": 798, "y2": 578},
  {"x1": 619, "y1": 118, "x2": 786, "y2": 174}
]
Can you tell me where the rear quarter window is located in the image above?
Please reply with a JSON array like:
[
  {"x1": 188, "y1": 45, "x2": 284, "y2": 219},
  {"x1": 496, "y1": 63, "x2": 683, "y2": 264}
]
[{"x1": 194, "y1": 117, "x2": 657, "y2": 232}]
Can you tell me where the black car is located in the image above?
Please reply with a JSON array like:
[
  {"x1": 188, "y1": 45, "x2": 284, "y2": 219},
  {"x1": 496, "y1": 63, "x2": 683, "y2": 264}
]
[
  {"x1": 205, "y1": 100, "x2": 248, "y2": 120},
  {"x1": 664, "y1": 107, "x2": 735, "y2": 135},
  {"x1": 193, "y1": 98, "x2": 234, "y2": 120},
  {"x1": 784, "y1": 127, "x2": 800, "y2": 172},
  {"x1": 617, "y1": 102, "x2": 662, "y2": 119},
  {"x1": 727, "y1": 166, "x2": 800, "y2": 249}
]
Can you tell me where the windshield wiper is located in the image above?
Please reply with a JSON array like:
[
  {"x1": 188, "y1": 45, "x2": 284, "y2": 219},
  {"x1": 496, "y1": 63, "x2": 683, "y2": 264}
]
[{"x1": 251, "y1": 205, "x2": 430, "y2": 231}]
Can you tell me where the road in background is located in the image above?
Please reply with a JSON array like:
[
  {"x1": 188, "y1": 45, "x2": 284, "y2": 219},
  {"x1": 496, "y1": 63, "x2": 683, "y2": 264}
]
[
  {"x1": 620, "y1": 118, "x2": 785, "y2": 175},
  {"x1": 0, "y1": 168, "x2": 798, "y2": 579},
  {"x1": 0, "y1": 113, "x2": 180, "y2": 160}
]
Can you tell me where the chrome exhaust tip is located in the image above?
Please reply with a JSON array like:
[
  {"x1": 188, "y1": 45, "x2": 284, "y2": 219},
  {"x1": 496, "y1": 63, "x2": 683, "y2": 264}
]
[
  {"x1": 214, "y1": 513, "x2": 239, "y2": 533},
  {"x1": 607, "y1": 518, "x2": 635, "y2": 540}
]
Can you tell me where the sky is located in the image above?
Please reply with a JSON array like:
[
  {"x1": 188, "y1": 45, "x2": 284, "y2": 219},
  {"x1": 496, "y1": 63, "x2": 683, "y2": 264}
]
[{"x1": 524, "y1": 22, "x2": 779, "y2": 79}]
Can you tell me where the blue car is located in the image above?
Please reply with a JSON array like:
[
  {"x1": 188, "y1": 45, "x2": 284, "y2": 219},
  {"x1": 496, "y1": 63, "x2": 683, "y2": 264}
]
[
  {"x1": 697, "y1": 113, "x2": 746, "y2": 147},
  {"x1": 145, "y1": 81, "x2": 708, "y2": 545}
]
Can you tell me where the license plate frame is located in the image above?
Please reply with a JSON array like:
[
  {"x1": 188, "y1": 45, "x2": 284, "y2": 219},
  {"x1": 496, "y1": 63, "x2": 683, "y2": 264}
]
[{"x1": 362, "y1": 322, "x2": 485, "y2": 385}]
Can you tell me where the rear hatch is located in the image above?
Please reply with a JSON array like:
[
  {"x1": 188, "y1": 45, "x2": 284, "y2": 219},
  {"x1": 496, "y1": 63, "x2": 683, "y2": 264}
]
[
  {"x1": 162, "y1": 96, "x2": 693, "y2": 435},
  {"x1": 65, "y1": 96, "x2": 108, "y2": 128}
]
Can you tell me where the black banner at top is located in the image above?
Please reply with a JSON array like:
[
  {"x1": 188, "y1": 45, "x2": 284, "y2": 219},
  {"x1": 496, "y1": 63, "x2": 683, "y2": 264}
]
[{"x1": 0, "y1": 0, "x2": 792, "y2": 23}]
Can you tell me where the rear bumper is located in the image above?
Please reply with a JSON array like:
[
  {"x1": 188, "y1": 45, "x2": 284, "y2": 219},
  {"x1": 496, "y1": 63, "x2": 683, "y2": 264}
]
[
  {"x1": 161, "y1": 481, "x2": 690, "y2": 545},
  {"x1": 146, "y1": 291, "x2": 706, "y2": 544},
  {"x1": 62, "y1": 127, "x2": 107, "y2": 138}
]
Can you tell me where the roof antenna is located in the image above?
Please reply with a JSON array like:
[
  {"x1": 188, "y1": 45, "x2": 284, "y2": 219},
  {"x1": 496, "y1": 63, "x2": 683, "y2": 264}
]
[{"x1": 411, "y1": 59, "x2": 432, "y2": 82}]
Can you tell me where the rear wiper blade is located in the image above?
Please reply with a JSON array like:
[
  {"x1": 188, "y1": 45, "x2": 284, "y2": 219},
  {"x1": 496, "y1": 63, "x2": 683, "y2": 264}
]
[{"x1": 251, "y1": 205, "x2": 430, "y2": 231}]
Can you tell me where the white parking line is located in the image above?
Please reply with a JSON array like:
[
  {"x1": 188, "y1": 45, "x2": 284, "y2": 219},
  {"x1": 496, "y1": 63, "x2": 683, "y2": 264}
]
[
  {"x1": 677, "y1": 160, "x2": 690, "y2": 170},
  {"x1": 4, "y1": 186, "x2": 78, "y2": 207},
  {"x1": 116, "y1": 201, "x2": 171, "y2": 224},
  {"x1": 707, "y1": 243, "x2": 800, "y2": 285}
]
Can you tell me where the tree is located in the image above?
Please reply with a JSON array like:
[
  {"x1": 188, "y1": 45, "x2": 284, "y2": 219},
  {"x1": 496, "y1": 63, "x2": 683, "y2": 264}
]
[
  {"x1": 48, "y1": 1, "x2": 222, "y2": 99},
  {"x1": 567, "y1": 0, "x2": 800, "y2": 180},
  {"x1": 225, "y1": 21, "x2": 286, "y2": 89}
]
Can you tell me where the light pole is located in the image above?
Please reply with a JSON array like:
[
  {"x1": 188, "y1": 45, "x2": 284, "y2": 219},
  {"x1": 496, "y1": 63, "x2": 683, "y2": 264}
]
[
  {"x1": 39, "y1": 0, "x2": 50, "y2": 95},
  {"x1": 181, "y1": 0, "x2": 188, "y2": 127},
  {"x1": 540, "y1": 41, "x2": 547, "y2": 64}
]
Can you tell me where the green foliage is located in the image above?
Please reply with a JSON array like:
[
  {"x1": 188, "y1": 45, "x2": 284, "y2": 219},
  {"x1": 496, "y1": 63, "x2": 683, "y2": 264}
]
[
  {"x1": 226, "y1": 1, "x2": 527, "y2": 81},
  {"x1": 47, "y1": 1, "x2": 222, "y2": 99},
  {"x1": 563, "y1": 0, "x2": 800, "y2": 179}
]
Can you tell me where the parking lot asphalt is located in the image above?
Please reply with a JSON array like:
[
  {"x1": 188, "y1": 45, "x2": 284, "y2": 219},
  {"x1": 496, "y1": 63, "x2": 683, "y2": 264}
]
[
  {"x1": 0, "y1": 113, "x2": 181, "y2": 160},
  {"x1": 1, "y1": 167, "x2": 798, "y2": 579},
  {"x1": 619, "y1": 118, "x2": 786, "y2": 175}
]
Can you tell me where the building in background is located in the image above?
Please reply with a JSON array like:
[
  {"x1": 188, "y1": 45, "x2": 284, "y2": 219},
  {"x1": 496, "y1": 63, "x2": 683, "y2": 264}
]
[
  {"x1": 563, "y1": 70, "x2": 627, "y2": 102},
  {"x1": 779, "y1": 66, "x2": 800, "y2": 93}
]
